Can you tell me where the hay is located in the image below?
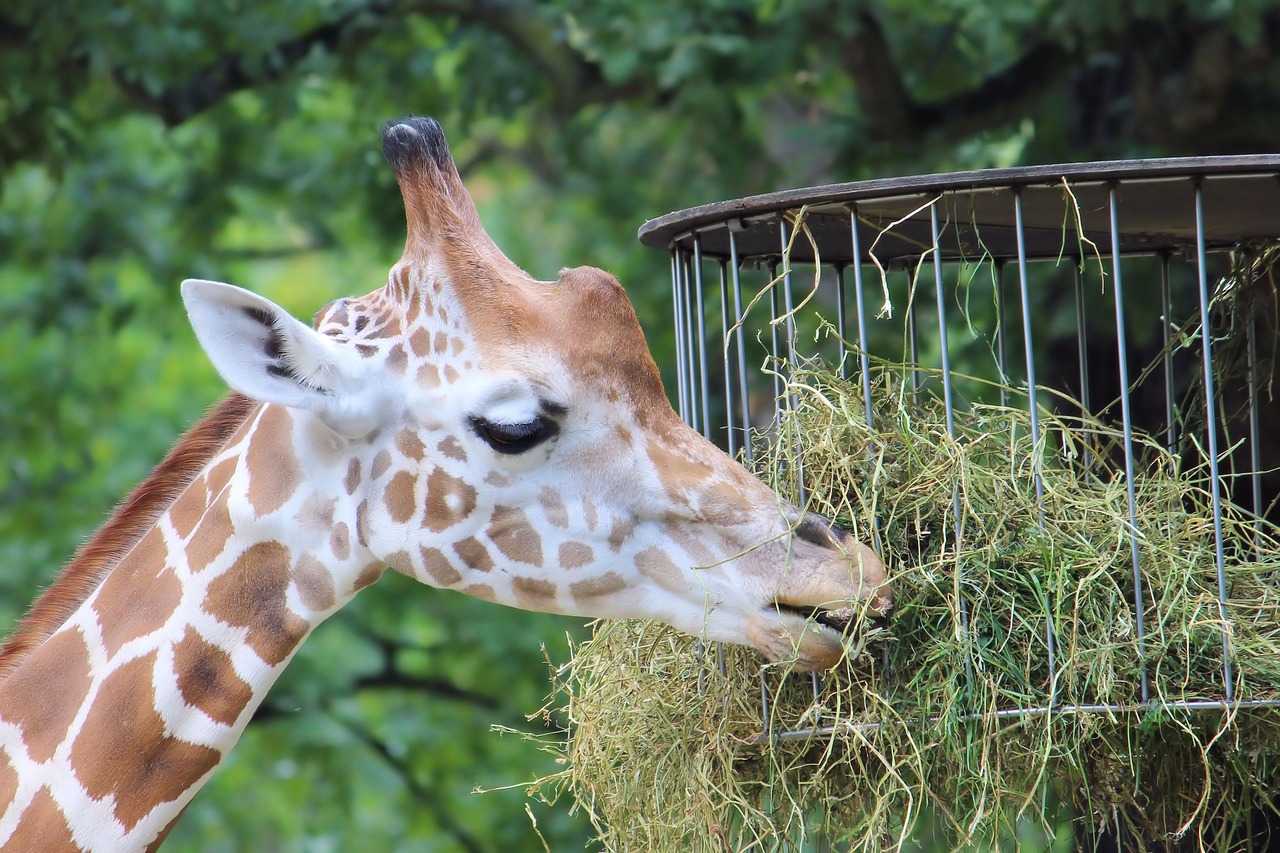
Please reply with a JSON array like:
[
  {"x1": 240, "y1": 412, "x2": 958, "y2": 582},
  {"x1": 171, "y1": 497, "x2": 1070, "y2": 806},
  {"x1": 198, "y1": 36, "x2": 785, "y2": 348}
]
[{"x1": 526, "y1": 366, "x2": 1280, "y2": 851}]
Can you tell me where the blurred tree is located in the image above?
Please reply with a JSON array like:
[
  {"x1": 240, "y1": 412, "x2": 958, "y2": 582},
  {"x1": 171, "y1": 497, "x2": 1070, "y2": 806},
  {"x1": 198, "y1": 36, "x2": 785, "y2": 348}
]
[{"x1": 4, "y1": 0, "x2": 1280, "y2": 849}]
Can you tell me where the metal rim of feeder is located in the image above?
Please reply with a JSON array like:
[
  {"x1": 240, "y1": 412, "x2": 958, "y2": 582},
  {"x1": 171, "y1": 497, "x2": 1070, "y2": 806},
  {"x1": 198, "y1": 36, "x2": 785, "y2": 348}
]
[{"x1": 641, "y1": 155, "x2": 1280, "y2": 744}]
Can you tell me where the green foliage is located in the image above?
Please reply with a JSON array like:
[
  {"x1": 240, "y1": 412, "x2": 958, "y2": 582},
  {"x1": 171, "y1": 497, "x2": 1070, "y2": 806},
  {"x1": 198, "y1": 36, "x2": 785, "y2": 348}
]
[{"x1": 5, "y1": 0, "x2": 1280, "y2": 849}]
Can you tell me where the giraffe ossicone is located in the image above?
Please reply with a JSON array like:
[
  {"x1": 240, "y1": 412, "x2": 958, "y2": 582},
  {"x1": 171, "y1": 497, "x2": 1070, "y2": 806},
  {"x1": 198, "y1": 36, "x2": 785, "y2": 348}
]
[{"x1": 0, "y1": 117, "x2": 889, "y2": 851}]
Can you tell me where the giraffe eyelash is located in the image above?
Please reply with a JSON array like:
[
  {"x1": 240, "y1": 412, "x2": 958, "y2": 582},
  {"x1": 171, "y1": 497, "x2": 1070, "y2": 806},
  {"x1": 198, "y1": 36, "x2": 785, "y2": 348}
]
[{"x1": 468, "y1": 415, "x2": 559, "y2": 455}]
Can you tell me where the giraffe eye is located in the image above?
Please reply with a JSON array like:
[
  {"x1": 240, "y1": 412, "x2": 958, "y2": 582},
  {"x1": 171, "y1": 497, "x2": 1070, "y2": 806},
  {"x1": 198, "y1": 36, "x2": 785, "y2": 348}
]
[{"x1": 469, "y1": 415, "x2": 558, "y2": 455}]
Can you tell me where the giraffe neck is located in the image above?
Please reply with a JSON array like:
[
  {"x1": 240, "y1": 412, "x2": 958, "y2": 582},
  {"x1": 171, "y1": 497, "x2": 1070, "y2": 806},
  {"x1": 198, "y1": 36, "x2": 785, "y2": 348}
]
[{"x1": 0, "y1": 402, "x2": 382, "y2": 852}]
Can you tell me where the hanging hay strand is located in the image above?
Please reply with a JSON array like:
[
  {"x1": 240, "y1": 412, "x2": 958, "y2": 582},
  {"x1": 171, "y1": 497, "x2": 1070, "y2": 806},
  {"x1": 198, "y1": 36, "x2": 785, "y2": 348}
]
[{"x1": 526, "y1": 366, "x2": 1280, "y2": 851}]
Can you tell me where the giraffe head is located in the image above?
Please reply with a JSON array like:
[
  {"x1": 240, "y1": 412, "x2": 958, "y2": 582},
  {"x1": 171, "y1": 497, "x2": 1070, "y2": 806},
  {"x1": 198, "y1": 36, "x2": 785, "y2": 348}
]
[{"x1": 182, "y1": 117, "x2": 888, "y2": 670}]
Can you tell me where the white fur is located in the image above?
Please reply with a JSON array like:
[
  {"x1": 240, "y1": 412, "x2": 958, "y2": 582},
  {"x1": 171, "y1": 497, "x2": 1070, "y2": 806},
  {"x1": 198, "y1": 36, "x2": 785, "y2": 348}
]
[{"x1": 181, "y1": 280, "x2": 387, "y2": 438}]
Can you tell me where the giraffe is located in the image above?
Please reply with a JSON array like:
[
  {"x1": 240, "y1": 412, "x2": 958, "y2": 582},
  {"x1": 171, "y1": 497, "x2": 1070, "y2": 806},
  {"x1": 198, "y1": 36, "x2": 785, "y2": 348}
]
[{"x1": 0, "y1": 117, "x2": 889, "y2": 851}]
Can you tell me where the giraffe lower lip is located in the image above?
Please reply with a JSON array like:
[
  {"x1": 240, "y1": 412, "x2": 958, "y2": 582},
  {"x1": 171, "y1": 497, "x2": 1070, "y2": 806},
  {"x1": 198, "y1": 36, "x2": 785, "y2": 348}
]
[{"x1": 771, "y1": 603, "x2": 853, "y2": 634}]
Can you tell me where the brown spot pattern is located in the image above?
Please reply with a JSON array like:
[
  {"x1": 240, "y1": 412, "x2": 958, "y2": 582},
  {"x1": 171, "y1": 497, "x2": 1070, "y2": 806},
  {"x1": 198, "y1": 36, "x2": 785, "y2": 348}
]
[
  {"x1": 670, "y1": 525, "x2": 717, "y2": 564},
  {"x1": 2, "y1": 787, "x2": 76, "y2": 852},
  {"x1": 294, "y1": 553, "x2": 336, "y2": 612},
  {"x1": 559, "y1": 541, "x2": 595, "y2": 570},
  {"x1": 384, "y1": 471, "x2": 418, "y2": 524},
  {"x1": 461, "y1": 583, "x2": 495, "y2": 601},
  {"x1": 423, "y1": 468, "x2": 477, "y2": 531},
  {"x1": 344, "y1": 458, "x2": 361, "y2": 495},
  {"x1": 538, "y1": 488, "x2": 569, "y2": 528},
  {"x1": 437, "y1": 436, "x2": 467, "y2": 461},
  {"x1": 433, "y1": 331, "x2": 448, "y2": 353},
  {"x1": 396, "y1": 429, "x2": 425, "y2": 461},
  {"x1": 356, "y1": 499, "x2": 371, "y2": 547},
  {"x1": 353, "y1": 563, "x2": 385, "y2": 591},
  {"x1": 384, "y1": 550, "x2": 413, "y2": 575},
  {"x1": 71, "y1": 653, "x2": 222, "y2": 830},
  {"x1": 294, "y1": 493, "x2": 336, "y2": 530},
  {"x1": 330, "y1": 523, "x2": 351, "y2": 561},
  {"x1": 169, "y1": 473, "x2": 207, "y2": 540},
  {"x1": 420, "y1": 547, "x2": 462, "y2": 586},
  {"x1": 409, "y1": 327, "x2": 431, "y2": 357},
  {"x1": 488, "y1": 506, "x2": 543, "y2": 565},
  {"x1": 186, "y1": 500, "x2": 233, "y2": 573},
  {"x1": 173, "y1": 627, "x2": 254, "y2": 726},
  {"x1": 96, "y1": 530, "x2": 182, "y2": 658},
  {"x1": 608, "y1": 517, "x2": 637, "y2": 552},
  {"x1": 454, "y1": 538, "x2": 493, "y2": 571},
  {"x1": 0, "y1": 750, "x2": 15, "y2": 814},
  {"x1": 370, "y1": 449, "x2": 392, "y2": 481},
  {"x1": 513, "y1": 576, "x2": 557, "y2": 609},
  {"x1": 205, "y1": 542, "x2": 308, "y2": 666},
  {"x1": 637, "y1": 547, "x2": 686, "y2": 594},
  {"x1": 571, "y1": 572, "x2": 628, "y2": 599},
  {"x1": 583, "y1": 498, "x2": 598, "y2": 529},
  {"x1": 386, "y1": 344, "x2": 408, "y2": 374},
  {"x1": 206, "y1": 457, "x2": 238, "y2": 498},
  {"x1": 0, "y1": 629, "x2": 92, "y2": 763},
  {"x1": 443, "y1": 365, "x2": 459, "y2": 384},
  {"x1": 416, "y1": 363, "x2": 440, "y2": 388},
  {"x1": 245, "y1": 406, "x2": 301, "y2": 517}
]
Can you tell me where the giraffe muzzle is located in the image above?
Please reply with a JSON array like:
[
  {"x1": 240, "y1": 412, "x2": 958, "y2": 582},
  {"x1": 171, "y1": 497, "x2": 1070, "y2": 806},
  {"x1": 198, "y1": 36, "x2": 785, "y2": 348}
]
[{"x1": 746, "y1": 512, "x2": 891, "y2": 670}]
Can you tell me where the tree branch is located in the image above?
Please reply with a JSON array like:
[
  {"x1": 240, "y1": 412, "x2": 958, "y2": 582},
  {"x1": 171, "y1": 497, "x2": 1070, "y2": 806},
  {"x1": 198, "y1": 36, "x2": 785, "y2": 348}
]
[
  {"x1": 111, "y1": 0, "x2": 653, "y2": 131},
  {"x1": 339, "y1": 718, "x2": 487, "y2": 853},
  {"x1": 113, "y1": 1, "x2": 398, "y2": 126},
  {"x1": 842, "y1": 9, "x2": 1072, "y2": 143},
  {"x1": 353, "y1": 670, "x2": 500, "y2": 710}
]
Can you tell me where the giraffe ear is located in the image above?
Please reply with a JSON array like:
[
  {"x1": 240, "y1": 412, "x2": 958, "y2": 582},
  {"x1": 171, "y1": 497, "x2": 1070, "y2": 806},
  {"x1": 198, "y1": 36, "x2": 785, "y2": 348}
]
[{"x1": 182, "y1": 279, "x2": 384, "y2": 437}]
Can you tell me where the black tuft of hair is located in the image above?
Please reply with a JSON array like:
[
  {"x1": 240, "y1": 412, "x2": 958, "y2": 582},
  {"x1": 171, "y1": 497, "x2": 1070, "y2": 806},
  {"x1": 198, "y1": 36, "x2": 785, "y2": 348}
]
[{"x1": 380, "y1": 116, "x2": 453, "y2": 174}]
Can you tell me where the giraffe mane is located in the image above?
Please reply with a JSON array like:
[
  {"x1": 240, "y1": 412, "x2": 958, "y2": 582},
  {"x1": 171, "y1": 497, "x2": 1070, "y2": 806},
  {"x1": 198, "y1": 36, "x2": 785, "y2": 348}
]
[{"x1": 0, "y1": 391, "x2": 258, "y2": 681}]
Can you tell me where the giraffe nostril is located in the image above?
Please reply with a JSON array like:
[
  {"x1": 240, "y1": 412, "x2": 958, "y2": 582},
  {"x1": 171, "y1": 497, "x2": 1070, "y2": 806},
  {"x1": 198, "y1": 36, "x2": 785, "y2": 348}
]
[{"x1": 793, "y1": 511, "x2": 842, "y2": 548}]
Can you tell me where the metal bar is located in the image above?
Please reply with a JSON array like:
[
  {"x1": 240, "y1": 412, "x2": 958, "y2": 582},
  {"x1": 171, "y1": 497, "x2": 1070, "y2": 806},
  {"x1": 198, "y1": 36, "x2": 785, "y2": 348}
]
[
  {"x1": 760, "y1": 671, "x2": 771, "y2": 741},
  {"x1": 1193, "y1": 181, "x2": 1235, "y2": 701},
  {"x1": 779, "y1": 219, "x2": 806, "y2": 506},
  {"x1": 1074, "y1": 260, "x2": 1092, "y2": 416},
  {"x1": 770, "y1": 261, "x2": 782, "y2": 408},
  {"x1": 671, "y1": 248, "x2": 689, "y2": 423},
  {"x1": 835, "y1": 264, "x2": 848, "y2": 381},
  {"x1": 692, "y1": 234, "x2": 712, "y2": 440},
  {"x1": 1109, "y1": 184, "x2": 1151, "y2": 705},
  {"x1": 1073, "y1": 259, "x2": 1093, "y2": 472},
  {"x1": 849, "y1": 208, "x2": 875, "y2": 428},
  {"x1": 683, "y1": 251, "x2": 701, "y2": 435},
  {"x1": 686, "y1": 245, "x2": 706, "y2": 432},
  {"x1": 907, "y1": 271, "x2": 921, "y2": 404},
  {"x1": 995, "y1": 260, "x2": 1008, "y2": 408},
  {"x1": 1014, "y1": 189, "x2": 1055, "y2": 707},
  {"x1": 1247, "y1": 307, "x2": 1263, "y2": 552},
  {"x1": 931, "y1": 201, "x2": 975, "y2": 694},
  {"x1": 718, "y1": 259, "x2": 737, "y2": 459},
  {"x1": 931, "y1": 203, "x2": 957, "y2": 436},
  {"x1": 1014, "y1": 189, "x2": 1045, "y2": 514},
  {"x1": 729, "y1": 229, "x2": 754, "y2": 465},
  {"x1": 1160, "y1": 252, "x2": 1177, "y2": 452},
  {"x1": 745, "y1": 698, "x2": 1280, "y2": 747}
]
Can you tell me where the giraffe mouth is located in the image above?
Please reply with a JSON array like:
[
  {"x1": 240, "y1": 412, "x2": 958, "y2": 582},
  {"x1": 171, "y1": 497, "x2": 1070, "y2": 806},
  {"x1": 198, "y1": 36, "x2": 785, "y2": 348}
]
[{"x1": 771, "y1": 602, "x2": 857, "y2": 636}]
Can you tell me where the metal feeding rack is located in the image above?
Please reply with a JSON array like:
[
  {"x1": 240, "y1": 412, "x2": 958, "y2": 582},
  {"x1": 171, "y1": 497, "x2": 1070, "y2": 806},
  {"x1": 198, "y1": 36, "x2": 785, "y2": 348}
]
[{"x1": 639, "y1": 156, "x2": 1280, "y2": 740}]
